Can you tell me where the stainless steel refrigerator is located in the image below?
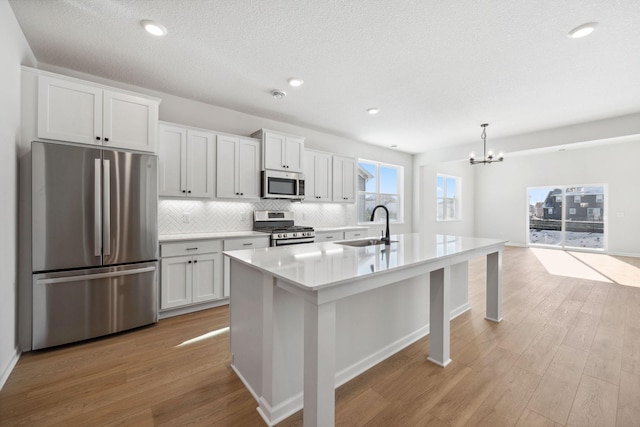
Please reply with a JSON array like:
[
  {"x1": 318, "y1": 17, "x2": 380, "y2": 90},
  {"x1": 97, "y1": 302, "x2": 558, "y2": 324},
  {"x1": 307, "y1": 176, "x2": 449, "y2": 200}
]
[{"x1": 31, "y1": 141, "x2": 159, "y2": 350}]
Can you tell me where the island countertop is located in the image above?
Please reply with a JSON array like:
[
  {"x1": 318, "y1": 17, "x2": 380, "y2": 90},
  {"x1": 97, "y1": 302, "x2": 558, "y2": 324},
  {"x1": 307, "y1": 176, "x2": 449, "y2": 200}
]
[
  {"x1": 227, "y1": 232, "x2": 508, "y2": 426},
  {"x1": 223, "y1": 233, "x2": 507, "y2": 291}
]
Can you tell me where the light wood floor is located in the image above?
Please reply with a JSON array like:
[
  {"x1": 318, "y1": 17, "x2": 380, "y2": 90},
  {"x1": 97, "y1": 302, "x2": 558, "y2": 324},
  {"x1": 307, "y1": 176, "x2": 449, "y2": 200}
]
[{"x1": 2, "y1": 247, "x2": 640, "y2": 426}]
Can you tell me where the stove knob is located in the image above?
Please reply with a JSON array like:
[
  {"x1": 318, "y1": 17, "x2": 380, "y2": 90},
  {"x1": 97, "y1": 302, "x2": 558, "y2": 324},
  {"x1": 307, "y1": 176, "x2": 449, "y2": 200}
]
[
  {"x1": 293, "y1": 233, "x2": 298, "y2": 237},
  {"x1": 277, "y1": 234, "x2": 282, "y2": 238}
]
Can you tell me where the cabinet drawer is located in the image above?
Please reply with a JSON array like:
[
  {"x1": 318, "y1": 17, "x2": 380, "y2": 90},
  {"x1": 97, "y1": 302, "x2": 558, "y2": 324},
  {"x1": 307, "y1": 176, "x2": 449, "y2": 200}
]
[
  {"x1": 161, "y1": 240, "x2": 222, "y2": 257},
  {"x1": 315, "y1": 232, "x2": 343, "y2": 242},
  {"x1": 344, "y1": 230, "x2": 368, "y2": 240},
  {"x1": 224, "y1": 237, "x2": 270, "y2": 251}
]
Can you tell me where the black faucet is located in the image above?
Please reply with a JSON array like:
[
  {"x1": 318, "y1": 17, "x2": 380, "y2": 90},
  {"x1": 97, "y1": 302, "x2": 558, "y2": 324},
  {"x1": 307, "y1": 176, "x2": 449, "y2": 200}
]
[{"x1": 370, "y1": 205, "x2": 390, "y2": 245}]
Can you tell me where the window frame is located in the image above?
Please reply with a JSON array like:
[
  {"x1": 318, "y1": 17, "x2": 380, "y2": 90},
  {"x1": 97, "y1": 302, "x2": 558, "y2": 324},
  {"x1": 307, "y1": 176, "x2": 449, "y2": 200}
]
[
  {"x1": 436, "y1": 173, "x2": 462, "y2": 222},
  {"x1": 356, "y1": 159, "x2": 403, "y2": 225}
]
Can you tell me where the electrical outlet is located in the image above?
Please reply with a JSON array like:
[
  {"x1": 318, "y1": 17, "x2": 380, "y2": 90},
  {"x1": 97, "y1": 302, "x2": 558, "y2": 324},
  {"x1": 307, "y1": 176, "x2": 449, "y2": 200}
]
[{"x1": 182, "y1": 213, "x2": 191, "y2": 223}]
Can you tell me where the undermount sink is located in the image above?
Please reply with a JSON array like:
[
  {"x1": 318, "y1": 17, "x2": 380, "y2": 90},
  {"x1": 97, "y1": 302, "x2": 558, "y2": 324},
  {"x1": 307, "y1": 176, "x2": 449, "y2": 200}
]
[{"x1": 336, "y1": 238, "x2": 397, "y2": 247}]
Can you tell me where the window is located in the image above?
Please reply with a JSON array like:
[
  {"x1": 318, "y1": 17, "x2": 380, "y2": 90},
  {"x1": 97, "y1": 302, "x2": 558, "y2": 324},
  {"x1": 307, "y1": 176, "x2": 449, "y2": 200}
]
[
  {"x1": 357, "y1": 160, "x2": 402, "y2": 223},
  {"x1": 528, "y1": 185, "x2": 605, "y2": 250},
  {"x1": 436, "y1": 174, "x2": 461, "y2": 221}
]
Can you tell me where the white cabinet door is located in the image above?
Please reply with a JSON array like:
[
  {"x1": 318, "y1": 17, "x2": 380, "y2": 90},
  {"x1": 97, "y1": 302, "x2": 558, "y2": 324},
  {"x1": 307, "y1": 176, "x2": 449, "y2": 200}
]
[
  {"x1": 263, "y1": 132, "x2": 286, "y2": 170},
  {"x1": 161, "y1": 256, "x2": 192, "y2": 309},
  {"x1": 314, "y1": 151, "x2": 332, "y2": 201},
  {"x1": 38, "y1": 76, "x2": 102, "y2": 146},
  {"x1": 284, "y1": 136, "x2": 304, "y2": 172},
  {"x1": 192, "y1": 252, "x2": 222, "y2": 303},
  {"x1": 304, "y1": 149, "x2": 332, "y2": 201},
  {"x1": 159, "y1": 125, "x2": 214, "y2": 198},
  {"x1": 256, "y1": 129, "x2": 305, "y2": 172},
  {"x1": 102, "y1": 90, "x2": 158, "y2": 152},
  {"x1": 158, "y1": 124, "x2": 187, "y2": 197},
  {"x1": 186, "y1": 130, "x2": 215, "y2": 198},
  {"x1": 38, "y1": 75, "x2": 158, "y2": 152},
  {"x1": 218, "y1": 136, "x2": 260, "y2": 199},
  {"x1": 238, "y1": 139, "x2": 260, "y2": 199},
  {"x1": 333, "y1": 155, "x2": 356, "y2": 202},
  {"x1": 216, "y1": 135, "x2": 238, "y2": 198}
]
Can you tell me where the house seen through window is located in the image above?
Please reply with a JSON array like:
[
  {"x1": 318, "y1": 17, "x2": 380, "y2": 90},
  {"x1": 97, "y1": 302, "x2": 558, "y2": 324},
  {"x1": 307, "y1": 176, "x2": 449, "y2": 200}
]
[
  {"x1": 437, "y1": 174, "x2": 461, "y2": 221},
  {"x1": 357, "y1": 160, "x2": 402, "y2": 223}
]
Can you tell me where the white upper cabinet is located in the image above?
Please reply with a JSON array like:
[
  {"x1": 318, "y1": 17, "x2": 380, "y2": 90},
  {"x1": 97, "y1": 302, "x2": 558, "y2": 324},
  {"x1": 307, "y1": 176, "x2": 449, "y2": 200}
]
[
  {"x1": 158, "y1": 123, "x2": 214, "y2": 198},
  {"x1": 38, "y1": 74, "x2": 159, "y2": 152},
  {"x1": 252, "y1": 129, "x2": 305, "y2": 172},
  {"x1": 186, "y1": 130, "x2": 215, "y2": 198},
  {"x1": 304, "y1": 149, "x2": 332, "y2": 202},
  {"x1": 333, "y1": 155, "x2": 356, "y2": 203},
  {"x1": 216, "y1": 135, "x2": 260, "y2": 199}
]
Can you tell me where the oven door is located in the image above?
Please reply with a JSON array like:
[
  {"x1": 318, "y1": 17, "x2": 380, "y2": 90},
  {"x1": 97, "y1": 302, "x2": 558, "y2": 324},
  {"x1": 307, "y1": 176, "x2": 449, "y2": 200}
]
[{"x1": 271, "y1": 236, "x2": 315, "y2": 247}]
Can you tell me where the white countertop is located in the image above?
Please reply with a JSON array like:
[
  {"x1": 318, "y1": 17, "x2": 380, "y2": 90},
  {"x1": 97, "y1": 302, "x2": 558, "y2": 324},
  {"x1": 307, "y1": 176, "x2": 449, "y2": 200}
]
[
  {"x1": 159, "y1": 231, "x2": 268, "y2": 243},
  {"x1": 160, "y1": 226, "x2": 369, "y2": 242},
  {"x1": 224, "y1": 233, "x2": 507, "y2": 291}
]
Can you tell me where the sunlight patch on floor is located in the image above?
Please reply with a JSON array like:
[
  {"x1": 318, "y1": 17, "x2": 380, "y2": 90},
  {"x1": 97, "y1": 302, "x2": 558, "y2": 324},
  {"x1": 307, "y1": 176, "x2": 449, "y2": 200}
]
[
  {"x1": 530, "y1": 248, "x2": 612, "y2": 282},
  {"x1": 175, "y1": 326, "x2": 229, "y2": 348},
  {"x1": 569, "y1": 252, "x2": 640, "y2": 288}
]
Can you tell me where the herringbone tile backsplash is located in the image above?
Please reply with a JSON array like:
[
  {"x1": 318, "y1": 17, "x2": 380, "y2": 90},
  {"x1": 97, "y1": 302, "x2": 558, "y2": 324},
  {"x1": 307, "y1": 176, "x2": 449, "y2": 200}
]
[{"x1": 159, "y1": 199, "x2": 356, "y2": 234}]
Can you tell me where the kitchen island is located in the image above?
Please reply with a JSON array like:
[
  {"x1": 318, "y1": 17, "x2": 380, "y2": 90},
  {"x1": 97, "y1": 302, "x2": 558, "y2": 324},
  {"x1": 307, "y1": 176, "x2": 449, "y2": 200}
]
[{"x1": 225, "y1": 233, "x2": 507, "y2": 427}]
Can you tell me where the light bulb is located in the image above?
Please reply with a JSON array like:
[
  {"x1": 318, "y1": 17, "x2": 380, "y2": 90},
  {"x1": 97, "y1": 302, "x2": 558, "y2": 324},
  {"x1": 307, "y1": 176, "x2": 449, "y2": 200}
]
[{"x1": 140, "y1": 20, "x2": 167, "y2": 37}]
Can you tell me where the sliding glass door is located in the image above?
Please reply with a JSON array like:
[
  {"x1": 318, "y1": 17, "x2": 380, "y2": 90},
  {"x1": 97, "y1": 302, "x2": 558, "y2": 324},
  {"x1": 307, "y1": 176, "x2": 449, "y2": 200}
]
[{"x1": 528, "y1": 185, "x2": 605, "y2": 251}]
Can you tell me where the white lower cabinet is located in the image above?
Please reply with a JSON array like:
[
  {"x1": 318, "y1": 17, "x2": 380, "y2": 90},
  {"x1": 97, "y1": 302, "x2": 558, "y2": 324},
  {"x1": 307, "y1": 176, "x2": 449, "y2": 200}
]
[
  {"x1": 223, "y1": 236, "x2": 270, "y2": 296},
  {"x1": 160, "y1": 240, "x2": 223, "y2": 310},
  {"x1": 315, "y1": 231, "x2": 343, "y2": 242},
  {"x1": 315, "y1": 229, "x2": 369, "y2": 242}
]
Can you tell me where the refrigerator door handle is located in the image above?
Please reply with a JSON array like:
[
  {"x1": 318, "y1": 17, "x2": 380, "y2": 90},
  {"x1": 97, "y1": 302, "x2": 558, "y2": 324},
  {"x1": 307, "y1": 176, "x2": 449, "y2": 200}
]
[
  {"x1": 103, "y1": 159, "x2": 111, "y2": 256},
  {"x1": 36, "y1": 266, "x2": 156, "y2": 285},
  {"x1": 94, "y1": 158, "x2": 102, "y2": 257}
]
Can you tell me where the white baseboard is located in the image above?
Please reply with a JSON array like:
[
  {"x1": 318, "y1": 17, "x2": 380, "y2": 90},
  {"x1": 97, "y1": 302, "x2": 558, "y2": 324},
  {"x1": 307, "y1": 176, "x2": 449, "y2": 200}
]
[
  {"x1": 158, "y1": 298, "x2": 229, "y2": 319},
  {"x1": 0, "y1": 347, "x2": 21, "y2": 391},
  {"x1": 607, "y1": 251, "x2": 640, "y2": 258},
  {"x1": 450, "y1": 302, "x2": 471, "y2": 319}
]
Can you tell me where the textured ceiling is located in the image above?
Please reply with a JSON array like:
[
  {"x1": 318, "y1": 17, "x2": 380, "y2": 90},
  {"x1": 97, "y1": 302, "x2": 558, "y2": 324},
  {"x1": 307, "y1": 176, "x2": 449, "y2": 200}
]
[{"x1": 8, "y1": 0, "x2": 640, "y2": 154}]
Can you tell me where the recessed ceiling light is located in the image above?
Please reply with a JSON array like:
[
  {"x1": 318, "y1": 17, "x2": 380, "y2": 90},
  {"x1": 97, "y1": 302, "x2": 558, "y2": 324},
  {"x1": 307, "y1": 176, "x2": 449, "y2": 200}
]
[
  {"x1": 287, "y1": 77, "x2": 304, "y2": 87},
  {"x1": 367, "y1": 108, "x2": 380, "y2": 115},
  {"x1": 568, "y1": 22, "x2": 597, "y2": 39},
  {"x1": 141, "y1": 20, "x2": 167, "y2": 37}
]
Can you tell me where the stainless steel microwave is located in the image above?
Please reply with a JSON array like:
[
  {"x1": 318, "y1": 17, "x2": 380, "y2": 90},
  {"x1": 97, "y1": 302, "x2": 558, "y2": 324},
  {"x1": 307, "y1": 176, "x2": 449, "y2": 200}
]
[{"x1": 261, "y1": 170, "x2": 305, "y2": 200}]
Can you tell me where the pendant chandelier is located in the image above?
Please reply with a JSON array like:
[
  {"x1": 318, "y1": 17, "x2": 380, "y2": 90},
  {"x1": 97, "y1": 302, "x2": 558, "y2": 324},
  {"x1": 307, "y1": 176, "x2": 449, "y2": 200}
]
[{"x1": 469, "y1": 123, "x2": 504, "y2": 165}]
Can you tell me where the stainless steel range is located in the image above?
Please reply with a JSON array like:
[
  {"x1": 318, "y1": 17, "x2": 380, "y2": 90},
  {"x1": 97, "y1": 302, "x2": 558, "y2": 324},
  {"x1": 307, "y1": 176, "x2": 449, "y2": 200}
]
[{"x1": 253, "y1": 210, "x2": 315, "y2": 246}]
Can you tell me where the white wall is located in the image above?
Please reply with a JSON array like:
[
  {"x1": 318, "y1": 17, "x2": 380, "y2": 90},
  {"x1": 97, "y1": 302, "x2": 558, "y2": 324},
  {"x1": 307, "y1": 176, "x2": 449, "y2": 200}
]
[
  {"x1": 37, "y1": 64, "x2": 414, "y2": 236},
  {"x1": 0, "y1": 0, "x2": 36, "y2": 388},
  {"x1": 414, "y1": 160, "x2": 475, "y2": 237},
  {"x1": 475, "y1": 138, "x2": 640, "y2": 256}
]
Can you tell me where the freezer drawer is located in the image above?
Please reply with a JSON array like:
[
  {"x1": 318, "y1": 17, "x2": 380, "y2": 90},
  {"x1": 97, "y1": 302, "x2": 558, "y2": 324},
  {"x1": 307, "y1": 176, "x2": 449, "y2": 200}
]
[{"x1": 32, "y1": 262, "x2": 158, "y2": 350}]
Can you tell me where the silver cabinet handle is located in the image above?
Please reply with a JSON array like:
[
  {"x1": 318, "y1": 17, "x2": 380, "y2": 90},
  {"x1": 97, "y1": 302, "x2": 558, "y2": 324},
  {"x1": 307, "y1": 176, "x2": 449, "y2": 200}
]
[
  {"x1": 325, "y1": 236, "x2": 334, "y2": 239},
  {"x1": 94, "y1": 159, "x2": 101, "y2": 257},
  {"x1": 243, "y1": 243, "x2": 254, "y2": 246},
  {"x1": 186, "y1": 247, "x2": 198, "y2": 251},
  {"x1": 103, "y1": 159, "x2": 111, "y2": 256}
]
